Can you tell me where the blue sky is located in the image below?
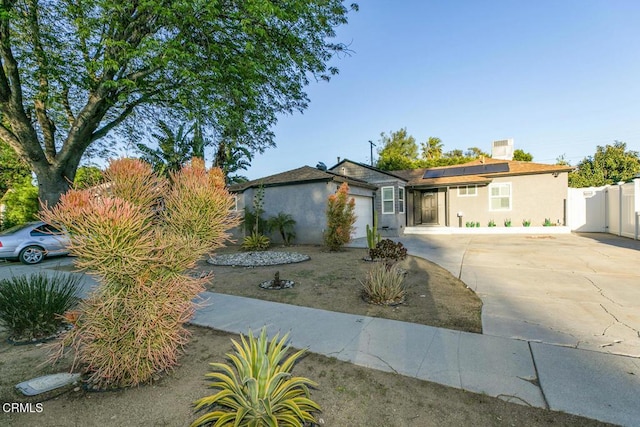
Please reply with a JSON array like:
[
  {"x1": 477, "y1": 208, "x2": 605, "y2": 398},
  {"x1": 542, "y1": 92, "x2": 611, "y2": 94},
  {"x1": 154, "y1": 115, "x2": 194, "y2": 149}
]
[{"x1": 244, "y1": 0, "x2": 640, "y2": 180}]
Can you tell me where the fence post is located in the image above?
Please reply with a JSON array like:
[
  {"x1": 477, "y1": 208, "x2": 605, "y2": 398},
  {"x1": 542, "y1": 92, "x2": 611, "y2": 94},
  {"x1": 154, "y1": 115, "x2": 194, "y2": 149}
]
[
  {"x1": 635, "y1": 178, "x2": 640, "y2": 240},
  {"x1": 618, "y1": 182, "x2": 623, "y2": 237}
]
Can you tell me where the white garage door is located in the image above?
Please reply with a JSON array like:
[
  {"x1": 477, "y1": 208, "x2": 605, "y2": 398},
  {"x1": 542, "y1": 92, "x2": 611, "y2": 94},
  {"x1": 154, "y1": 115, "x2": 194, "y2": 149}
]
[{"x1": 351, "y1": 195, "x2": 373, "y2": 239}]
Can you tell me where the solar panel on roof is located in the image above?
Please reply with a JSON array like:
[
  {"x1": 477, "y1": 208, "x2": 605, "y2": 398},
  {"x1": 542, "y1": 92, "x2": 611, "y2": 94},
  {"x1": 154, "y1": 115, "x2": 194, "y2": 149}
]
[{"x1": 423, "y1": 163, "x2": 509, "y2": 179}]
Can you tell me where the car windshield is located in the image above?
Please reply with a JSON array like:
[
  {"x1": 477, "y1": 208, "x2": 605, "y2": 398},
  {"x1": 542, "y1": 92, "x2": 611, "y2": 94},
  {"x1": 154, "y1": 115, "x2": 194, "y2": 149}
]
[{"x1": 0, "y1": 222, "x2": 38, "y2": 236}]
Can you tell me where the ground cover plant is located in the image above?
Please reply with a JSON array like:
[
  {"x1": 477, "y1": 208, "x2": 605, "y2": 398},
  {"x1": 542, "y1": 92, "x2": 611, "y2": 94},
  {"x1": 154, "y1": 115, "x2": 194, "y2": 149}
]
[{"x1": 40, "y1": 158, "x2": 239, "y2": 389}]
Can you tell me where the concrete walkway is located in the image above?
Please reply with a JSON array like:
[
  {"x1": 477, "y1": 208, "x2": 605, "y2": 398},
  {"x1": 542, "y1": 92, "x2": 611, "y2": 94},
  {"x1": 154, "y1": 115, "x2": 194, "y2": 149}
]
[
  {"x1": 189, "y1": 292, "x2": 640, "y2": 427},
  {"x1": 2, "y1": 238, "x2": 639, "y2": 426}
]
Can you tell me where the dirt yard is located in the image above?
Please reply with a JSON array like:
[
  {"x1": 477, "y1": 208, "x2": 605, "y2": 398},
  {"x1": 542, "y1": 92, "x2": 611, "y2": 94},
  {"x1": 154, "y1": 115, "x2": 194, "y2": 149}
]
[
  {"x1": 0, "y1": 246, "x2": 614, "y2": 426},
  {"x1": 0, "y1": 325, "x2": 611, "y2": 427},
  {"x1": 198, "y1": 245, "x2": 482, "y2": 333}
]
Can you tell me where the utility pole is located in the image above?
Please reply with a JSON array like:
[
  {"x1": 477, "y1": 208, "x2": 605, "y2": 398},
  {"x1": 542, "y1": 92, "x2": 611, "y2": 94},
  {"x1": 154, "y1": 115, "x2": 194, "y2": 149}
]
[{"x1": 369, "y1": 140, "x2": 376, "y2": 166}]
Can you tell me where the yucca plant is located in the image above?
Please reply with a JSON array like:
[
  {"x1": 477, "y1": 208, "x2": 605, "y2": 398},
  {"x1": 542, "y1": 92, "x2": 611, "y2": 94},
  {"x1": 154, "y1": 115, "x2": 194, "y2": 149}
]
[
  {"x1": 0, "y1": 272, "x2": 81, "y2": 341},
  {"x1": 192, "y1": 328, "x2": 320, "y2": 427},
  {"x1": 41, "y1": 158, "x2": 240, "y2": 389},
  {"x1": 361, "y1": 262, "x2": 406, "y2": 306}
]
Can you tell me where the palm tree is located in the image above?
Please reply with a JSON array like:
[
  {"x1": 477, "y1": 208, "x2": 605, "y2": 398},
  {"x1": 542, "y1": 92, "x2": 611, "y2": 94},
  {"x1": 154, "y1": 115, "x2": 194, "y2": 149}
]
[
  {"x1": 214, "y1": 138, "x2": 254, "y2": 184},
  {"x1": 267, "y1": 212, "x2": 296, "y2": 246},
  {"x1": 421, "y1": 137, "x2": 443, "y2": 160},
  {"x1": 136, "y1": 120, "x2": 201, "y2": 177}
]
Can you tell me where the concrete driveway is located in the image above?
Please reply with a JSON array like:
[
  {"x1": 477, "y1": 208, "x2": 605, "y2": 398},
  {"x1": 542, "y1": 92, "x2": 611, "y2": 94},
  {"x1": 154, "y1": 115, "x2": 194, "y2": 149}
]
[{"x1": 397, "y1": 233, "x2": 640, "y2": 358}]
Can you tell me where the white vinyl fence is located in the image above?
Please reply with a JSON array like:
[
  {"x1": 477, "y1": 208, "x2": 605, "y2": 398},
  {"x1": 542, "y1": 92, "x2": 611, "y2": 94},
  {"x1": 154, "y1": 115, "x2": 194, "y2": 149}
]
[{"x1": 567, "y1": 179, "x2": 640, "y2": 239}]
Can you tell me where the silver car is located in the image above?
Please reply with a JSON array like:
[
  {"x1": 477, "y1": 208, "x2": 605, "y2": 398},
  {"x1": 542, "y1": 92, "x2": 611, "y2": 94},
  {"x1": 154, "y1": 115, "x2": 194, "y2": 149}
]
[{"x1": 0, "y1": 221, "x2": 70, "y2": 264}]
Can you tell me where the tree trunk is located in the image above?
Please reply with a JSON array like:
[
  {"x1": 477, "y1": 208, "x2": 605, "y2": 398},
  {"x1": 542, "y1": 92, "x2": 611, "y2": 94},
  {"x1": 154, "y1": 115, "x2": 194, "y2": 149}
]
[
  {"x1": 32, "y1": 148, "x2": 83, "y2": 208},
  {"x1": 37, "y1": 170, "x2": 72, "y2": 208}
]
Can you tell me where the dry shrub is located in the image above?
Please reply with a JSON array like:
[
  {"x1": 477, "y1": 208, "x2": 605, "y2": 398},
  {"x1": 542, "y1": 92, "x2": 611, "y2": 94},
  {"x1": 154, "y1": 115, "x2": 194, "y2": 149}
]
[
  {"x1": 41, "y1": 158, "x2": 239, "y2": 389},
  {"x1": 361, "y1": 262, "x2": 406, "y2": 306}
]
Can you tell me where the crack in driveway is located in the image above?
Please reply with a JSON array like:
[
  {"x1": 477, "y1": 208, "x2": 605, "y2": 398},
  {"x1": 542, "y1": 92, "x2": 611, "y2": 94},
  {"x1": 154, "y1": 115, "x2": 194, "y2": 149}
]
[
  {"x1": 585, "y1": 276, "x2": 622, "y2": 307},
  {"x1": 599, "y1": 303, "x2": 640, "y2": 336}
]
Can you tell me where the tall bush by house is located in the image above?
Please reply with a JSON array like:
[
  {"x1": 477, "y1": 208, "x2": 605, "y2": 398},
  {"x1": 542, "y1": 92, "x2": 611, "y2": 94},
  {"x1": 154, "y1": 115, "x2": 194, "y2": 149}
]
[
  {"x1": 324, "y1": 182, "x2": 356, "y2": 251},
  {"x1": 41, "y1": 158, "x2": 239, "y2": 389}
]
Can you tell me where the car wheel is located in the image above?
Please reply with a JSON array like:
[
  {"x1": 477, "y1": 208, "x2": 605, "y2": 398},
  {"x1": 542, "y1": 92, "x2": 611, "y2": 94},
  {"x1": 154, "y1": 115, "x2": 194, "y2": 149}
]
[{"x1": 19, "y1": 246, "x2": 45, "y2": 265}]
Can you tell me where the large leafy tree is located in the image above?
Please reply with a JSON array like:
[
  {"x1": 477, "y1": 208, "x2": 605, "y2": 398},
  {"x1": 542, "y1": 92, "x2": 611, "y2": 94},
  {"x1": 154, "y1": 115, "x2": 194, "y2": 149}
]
[
  {"x1": 513, "y1": 149, "x2": 533, "y2": 162},
  {"x1": 569, "y1": 141, "x2": 640, "y2": 188},
  {"x1": 0, "y1": 140, "x2": 30, "y2": 198},
  {"x1": 375, "y1": 129, "x2": 484, "y2": 170},
  {"x1": 0, "y1": 0, "x2": 357, "y2": 206},
  {"x1": 73, "y1": 165, "x2": 104, "y2": 189},
  {"x1": 465, "y1": 146, "x2": 490, "y2": 158},
  {"x1": 375, "y1": 128, "x2": 419, "y2": 170},
  {"x1": 0, "y1": 175, "x2": 38, "y2": 229}
]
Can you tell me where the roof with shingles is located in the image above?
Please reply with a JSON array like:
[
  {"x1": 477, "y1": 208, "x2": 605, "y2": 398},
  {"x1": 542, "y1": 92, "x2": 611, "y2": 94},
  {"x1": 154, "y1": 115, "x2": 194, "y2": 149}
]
[
  {"x1": 229, "y1": 165, "x2": 377, "y2": 192},
  {"x1": 394, "y1": 158, "x2": 574, "y2": 187},
  {"x1": 330, "y1": 159, "x2": 408, "y2": 181}
]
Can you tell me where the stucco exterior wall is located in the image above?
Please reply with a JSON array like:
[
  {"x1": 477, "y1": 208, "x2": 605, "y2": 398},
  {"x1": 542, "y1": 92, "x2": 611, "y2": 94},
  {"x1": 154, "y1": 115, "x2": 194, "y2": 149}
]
[
  {"x1": 231, "y1": 180, "x2": 375, "y2": 245},
  {"x1": 447, "y1": 172, "x2": 568, "y2": 227},
  {"x1": 330, "y1": 161, "x2": 406, "y2": 236}
]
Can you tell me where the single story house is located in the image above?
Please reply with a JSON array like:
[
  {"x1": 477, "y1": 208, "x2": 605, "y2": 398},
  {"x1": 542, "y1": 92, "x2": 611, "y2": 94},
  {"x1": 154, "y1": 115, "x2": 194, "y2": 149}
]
[
  {"x1": 230, "y1": 150, "x2": 573, "y2": 244},
  {"x1": 229, "y1": 166, "x2": 377, "y2": 244},
  {"x1": 392, "y1": 157, "x2": 574, "y2": 229}
]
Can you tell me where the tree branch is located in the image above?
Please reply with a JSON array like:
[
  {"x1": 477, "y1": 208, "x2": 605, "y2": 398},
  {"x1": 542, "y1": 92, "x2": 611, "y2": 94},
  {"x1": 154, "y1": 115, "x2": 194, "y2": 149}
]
[
  {"x1": 0, "y1": 9, "x2": 24, "y2": 107},
  {"x1": 90, "y1": 92, "x2": 157, "y2": 142},
  {"x1": 0, "y1": 4, "x2": 47, "y2": 166},
  {"x1": 0, "y1": 122, "x2": 19, "y2": 147},
  {"x1": 26, "y1": 0, "x2": 56, "y2": 161},
  {"x1": 61, "y1": 85, "x2": 75, "y2": 126}
]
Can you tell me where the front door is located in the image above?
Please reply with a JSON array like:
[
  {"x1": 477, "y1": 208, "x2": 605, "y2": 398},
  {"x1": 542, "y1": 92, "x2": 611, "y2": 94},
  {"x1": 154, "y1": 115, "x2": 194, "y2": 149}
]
[
  {"x1": 413, "y1": 190, "x2": 438, "y2": 225},
  {"x1": 421, "y1": 191, "x2": 438, "y2": 224}
]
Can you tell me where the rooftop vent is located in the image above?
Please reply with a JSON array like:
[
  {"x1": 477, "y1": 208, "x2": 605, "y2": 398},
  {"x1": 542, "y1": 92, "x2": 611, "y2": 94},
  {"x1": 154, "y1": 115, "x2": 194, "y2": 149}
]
[
  {"x1": 492, "y1": 139, "x2": 514, "y2": 160},
  {"x1": 316, "y1": 162, "x2": 327, "y2": 171}
]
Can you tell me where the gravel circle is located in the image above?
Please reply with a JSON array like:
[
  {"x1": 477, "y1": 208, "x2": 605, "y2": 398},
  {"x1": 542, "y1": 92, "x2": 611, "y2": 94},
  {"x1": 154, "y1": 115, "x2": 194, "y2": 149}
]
[{"x1": 207, "y1": 251, "x2": 310, "y2": 267}]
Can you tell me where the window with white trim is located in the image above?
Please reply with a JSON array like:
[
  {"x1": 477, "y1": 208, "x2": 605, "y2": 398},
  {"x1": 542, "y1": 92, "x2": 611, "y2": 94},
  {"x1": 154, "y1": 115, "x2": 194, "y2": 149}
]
[
  {"x1": 231, "y1": 195, "x2": 239, "y2": 211},
  {"x1": 489, "y1": 183, "x2": 511, "y2": 211},
  {"x1": 381, "y1": 186, "x2": 395, "y2": 214},
  {"x1": 398, "y1": 187, "x2": 405, "y2": 214},
  {"x1": 457, "y1": 185, "x2": 477, "y2": 197}
]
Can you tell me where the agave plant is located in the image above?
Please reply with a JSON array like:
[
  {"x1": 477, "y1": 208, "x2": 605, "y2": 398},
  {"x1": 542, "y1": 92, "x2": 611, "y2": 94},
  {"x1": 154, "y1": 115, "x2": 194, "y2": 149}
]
[
  {"x1": 192, "y1": 328, "x2": 320, "y2": 427},
  {"x1": 242, "y1": 232, "x2": 271, "y2": 251},
  {"x1": 361, "y1": 262, "x2": 406, "y2": 306}
]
